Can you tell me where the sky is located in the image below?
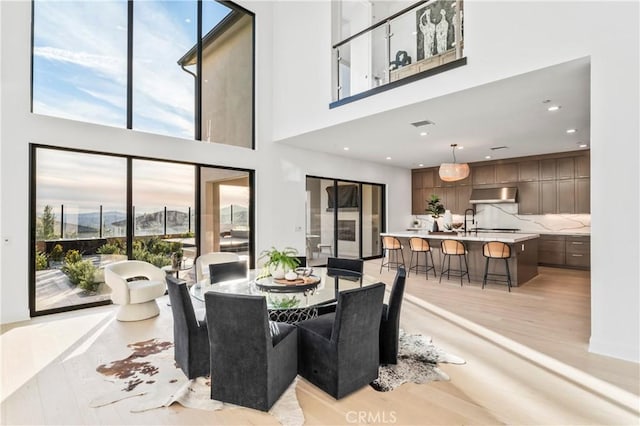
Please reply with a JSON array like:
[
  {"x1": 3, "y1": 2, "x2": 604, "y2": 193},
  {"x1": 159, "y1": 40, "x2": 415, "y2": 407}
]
[{"x1": 32, "y1": 0, "x2": 232, "y2": 139}]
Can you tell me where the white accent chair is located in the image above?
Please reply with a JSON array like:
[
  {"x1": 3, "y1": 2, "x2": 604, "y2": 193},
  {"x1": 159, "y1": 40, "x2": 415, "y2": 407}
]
[
  {"x1": 104, "y1": 260, "x2": 167, "y2": 321},
  {"x1": 195, "y1": 252, "x2": 240, "y2": 283}
]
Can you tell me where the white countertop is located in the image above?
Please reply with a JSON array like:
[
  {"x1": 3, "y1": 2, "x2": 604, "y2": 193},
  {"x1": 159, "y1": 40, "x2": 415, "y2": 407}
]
[{"x1": 383, "y1": 231, "x2": 540, "y2": 243}]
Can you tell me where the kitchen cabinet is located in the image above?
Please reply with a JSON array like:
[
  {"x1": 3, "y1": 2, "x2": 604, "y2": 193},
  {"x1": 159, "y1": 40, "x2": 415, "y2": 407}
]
[
  {"x1": 517, "y1": 181, "x2": 539, "y2": 214},
  {"x1": 422, "y1": 169, "x2": 435, "y2": 188},
  {"x1": 540, "y1": 159, "x2": 556, "y2": 181},
  {"x1": 496, "y1": 163, "x2": 519, "y2": 184},
  {"x1": 575, "y1": 154, "x2": 590, "y2": 178},
  {"x1": 557, "y1": 179, "x2": 576, "y2": 213},
  {"x1": 565, "y1": 235, "x2": 590, "y2": 268},
  {"x1": 518, "y1": 160, "x2": 539, "y2": 182},
  {"x1": 473, "y1": 165, "x2": 496, "y2": 185},
  {"x1": 538, "y1": 235, "x2": 565, "y2": 266},
  {"x1": 412, "y1": 172, "x2": 423, "y2": 189},
  {"x1": 455, "y1": 185, "x2": 473, "y2": 214},
  {"x1": 575, "y1": 178, "x2": 590, "y2": 213},
  {"x1": 435, "y1": 174, "x2": 456, "y2": 187},
  {"x1": 540, "y1": 181, "x2": 557, "y2": 214},
  {"x1": 412, "y1": 188, "x2": 424, "y2": 214},
  {"x1": 556, "y1": 157, "x2": 575, "y2": 180},
  {"x1": 442, "y1": 186, "x2": 457, "y2": 213}
]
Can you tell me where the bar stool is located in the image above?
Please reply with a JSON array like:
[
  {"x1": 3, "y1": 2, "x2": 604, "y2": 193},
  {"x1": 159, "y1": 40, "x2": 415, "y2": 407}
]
[
  {"x1": 482, "y1": 241, "x2": 512, "y2": 292},
  {"x1": 380, "y1": 236, "x2": 405, "y2": 273},
  {"x1": 439, "y1": 240, "x2": 469, "y2": 286},
  {"x1": 408, "y1": 237, "x2": 436, "y2": 279}
]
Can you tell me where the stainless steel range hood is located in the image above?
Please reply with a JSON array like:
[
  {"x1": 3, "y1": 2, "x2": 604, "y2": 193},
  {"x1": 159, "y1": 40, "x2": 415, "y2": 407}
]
[{"x1": 469, "y1": 187, "x2": 517, "y2": 204}]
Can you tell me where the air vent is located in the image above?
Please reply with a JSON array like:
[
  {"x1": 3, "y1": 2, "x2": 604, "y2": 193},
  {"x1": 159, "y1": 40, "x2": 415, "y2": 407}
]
[
  {"x1": 410, "y1": 120, "x2": 435, "y2": 127},
  {"x1": 490, "y1": 146, "x2": 509, "y2": 151}
]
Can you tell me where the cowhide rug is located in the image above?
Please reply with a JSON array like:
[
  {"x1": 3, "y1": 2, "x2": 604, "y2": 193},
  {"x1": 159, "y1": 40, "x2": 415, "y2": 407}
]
[
  {"x1": 371, "y1": 330, "x2": 466, "y2": 392},
  {"x1": 89, "y1": 339, "x2": 304, "y2": 426}
]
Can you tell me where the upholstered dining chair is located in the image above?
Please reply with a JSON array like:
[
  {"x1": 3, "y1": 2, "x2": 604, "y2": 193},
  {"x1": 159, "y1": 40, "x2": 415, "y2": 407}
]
[
  {"x1": 205, "y1": 292, "x2": 298, "y2": 411},
  {"x1": 194, "y1": 252, "x2": 240, "y2": 283},
  {"x1": 379, "y1": 266, "x2": 407, "y2": 365},
  {"x1": 165, "y1": 274, "x2": 209, "y2": 379},
  {"x1": 208, "y1": 260, "x2": 248, "y2": 284},
  {"x1": 296, "y1": 283, "x2": 385, "y2": 399},
  {"x1": 326, "y1": 257, "x2": 364, "y2": 274}
]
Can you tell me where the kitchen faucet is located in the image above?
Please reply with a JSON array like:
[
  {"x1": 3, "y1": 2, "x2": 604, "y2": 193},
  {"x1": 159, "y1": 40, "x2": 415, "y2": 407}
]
[{"x1": 464, "y1": 208, "x2": 475, "y2": 235}]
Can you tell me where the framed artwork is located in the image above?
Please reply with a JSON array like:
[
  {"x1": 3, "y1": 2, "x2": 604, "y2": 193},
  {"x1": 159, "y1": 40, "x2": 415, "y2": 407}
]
[{"x1": 416, "y1": 1, "x2": 461, "y2": 61}]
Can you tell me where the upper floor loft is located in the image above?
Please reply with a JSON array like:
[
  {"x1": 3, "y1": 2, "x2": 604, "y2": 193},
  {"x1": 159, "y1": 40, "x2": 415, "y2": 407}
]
[{"x1": 330, "y1": 0, "x2": 466, "y2": 108}]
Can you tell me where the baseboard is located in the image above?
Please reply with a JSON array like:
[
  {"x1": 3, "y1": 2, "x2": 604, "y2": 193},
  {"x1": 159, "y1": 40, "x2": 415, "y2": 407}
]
[{"x1": 589, "y1": 336, "x2": 640, "y2": 364}]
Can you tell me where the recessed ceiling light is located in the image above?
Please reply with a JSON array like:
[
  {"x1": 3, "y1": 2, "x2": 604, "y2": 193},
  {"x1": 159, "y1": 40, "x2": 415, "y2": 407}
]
[
  {"x1": 386, "y1": 157, "x2": 392, "y2": 160},
  {"x1": 485, "y1": 155, "x2": 492, "y2": 159},
  {"x1": 343, "y1": 147, "x2": 349, "y2": 151},
  {"x1": 411, "y1": 31, "x2": 417, "y2": 36},
  {"x1": 566, "y1": 128, "x2": 577, "y2": 134},
  {"x1": 420, "y1": 132, "x2": 427, "y2": 136},
  {"x1": 457, "y1": 146, "x2": 464, "y2": 150},
  {"x1": 547, "y1": 105, "x2": 561, "y2": 111},
  {"x1": 578, "y1": 143, "x2": 588, "y2": 148},
  {"x1": 418, "y1": 163, "x2": 424, "y2": 167}
]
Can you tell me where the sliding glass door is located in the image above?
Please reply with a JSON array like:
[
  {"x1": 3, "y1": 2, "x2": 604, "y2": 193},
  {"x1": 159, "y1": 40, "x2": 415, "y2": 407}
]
[{"x1": 305, "y1": 176, "x2": 384, "y2": 266}]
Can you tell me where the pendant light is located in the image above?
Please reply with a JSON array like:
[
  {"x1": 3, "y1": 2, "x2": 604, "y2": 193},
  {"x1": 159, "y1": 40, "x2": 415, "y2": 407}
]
[{"x1": 439, "y1": 144, "x2": 470, "y2": 182}]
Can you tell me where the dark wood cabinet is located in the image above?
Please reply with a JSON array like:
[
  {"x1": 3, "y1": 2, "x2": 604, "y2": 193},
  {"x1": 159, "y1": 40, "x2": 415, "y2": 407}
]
[
  {"x1": 575, "y1": 178, "x2": 590, "y2": 214},
  {"x1": 540, "y1": 181, "x2": 557, "y2": 214},
  {"x1": 557, "y1": 179, "x2": 576, "y2": 213},
  {"x1": 412, "y1": 188, "x2": 424, "y2": 214},
  {"x1": 517, "y1": 182, "x2": 539, "y2": 214},
  {"x1": 455, "y1": 185, "x2": 473, "y2": 214},
  {"x1": 556, "y1": 157, "x2": 574, "y2": 180},
  {"x1": 473, "y1": 165, "x2": 496, "y2": 185},
  {"x1": 540, "y1": 159, "x2": 556, "y2": 181},
  {"x1": 412, "y1": 172, "x2": 423, "y2": 189},
  {"x1": 565, "y1": 236, "x2": 590, "y2": 268},
  {"x1": 422, "y1": 169, "x2": 435, "y2": 188},
  {"x1": 495, "y1": 163, "x2": 519, "y2": 184},
  {"x1": 575, "y1": 154, "x2": 590, "y2": 178},
  {"x1": 538, "y1": 235, "x2": 565, "y2": 266},
  {"x1": 518, "y1": 160, "x2": 539, "y2": 182}
]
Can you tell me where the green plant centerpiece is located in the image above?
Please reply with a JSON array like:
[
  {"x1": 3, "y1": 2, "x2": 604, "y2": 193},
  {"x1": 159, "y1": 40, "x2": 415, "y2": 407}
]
[
  {"x1": 259, "y1": 246, "x2": 300, "y2": 279},
  {"x1": 426, "y1": 194, "x2": 445, "y2": 232}
]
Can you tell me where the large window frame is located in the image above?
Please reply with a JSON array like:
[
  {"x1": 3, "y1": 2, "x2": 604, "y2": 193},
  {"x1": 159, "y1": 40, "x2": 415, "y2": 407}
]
[
  {"x1": 30, "y1": 0, "x2": 255, "y2": 148},
  {"x1": 29, "y1": 144, "x2": 255, "y2": 317}
]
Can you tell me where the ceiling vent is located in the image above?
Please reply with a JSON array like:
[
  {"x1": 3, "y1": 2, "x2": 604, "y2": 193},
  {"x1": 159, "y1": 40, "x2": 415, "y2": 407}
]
[
  {"x1": 490, "y1": 146, "x2": 509, "y2": 151},
  {"x1": 410, "y1": 120, "x2": 435, "y2": 128}
]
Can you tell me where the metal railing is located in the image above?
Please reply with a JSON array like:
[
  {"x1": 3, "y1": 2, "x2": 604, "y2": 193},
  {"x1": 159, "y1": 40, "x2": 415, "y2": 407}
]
[{"x1": 332, "y1": 0, "x2": 463, "y2": 102}]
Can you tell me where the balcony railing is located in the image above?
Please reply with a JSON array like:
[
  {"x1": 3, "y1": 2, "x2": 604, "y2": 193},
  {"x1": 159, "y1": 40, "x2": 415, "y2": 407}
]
[{"x1": 332, "y1": 0, "x2": 464, "y2": 105}]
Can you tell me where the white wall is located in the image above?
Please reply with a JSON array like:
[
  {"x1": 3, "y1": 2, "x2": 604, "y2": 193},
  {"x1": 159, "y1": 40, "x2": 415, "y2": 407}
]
[
  {"x1": 0, "y1": 0, "x2": 410, "y2": 324},
  {"x1": 270, "y1": 1, "x2": 640, "y2": 362}
]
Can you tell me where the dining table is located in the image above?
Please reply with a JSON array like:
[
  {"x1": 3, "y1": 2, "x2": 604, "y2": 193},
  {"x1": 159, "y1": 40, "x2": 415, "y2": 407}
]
[{"x1": 190, "y1": 267, "x2": 381, "y2": 323}]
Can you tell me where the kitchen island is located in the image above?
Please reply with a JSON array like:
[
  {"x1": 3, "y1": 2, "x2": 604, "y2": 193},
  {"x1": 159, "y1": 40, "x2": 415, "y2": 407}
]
[{"x1": 381, "y1": 231, "x2": 540, "y2": 287}]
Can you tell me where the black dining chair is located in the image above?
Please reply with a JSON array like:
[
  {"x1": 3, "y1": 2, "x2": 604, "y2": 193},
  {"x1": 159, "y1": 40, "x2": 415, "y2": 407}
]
[
  {"x1": 165, "y1": 274, "x2": 210, "y2": 379},
  {"x1": 379, "y1": 266, "x2": 407, "y2": 365},
  {"x1": 205, "y1": 292, "x2": 298, "y2": 411},
  {"x1": 326, "y1": 257, "x2": 364, "y2": 274},
  {"x1": 209, "y1": 260, "x2": 248, "y2": 284},
  {"x1": 296, "y1": 283, "x2": 385, "y2": 399},
  {"x1": 294, "y1": 256, "x2": 307, "y2": 267}
]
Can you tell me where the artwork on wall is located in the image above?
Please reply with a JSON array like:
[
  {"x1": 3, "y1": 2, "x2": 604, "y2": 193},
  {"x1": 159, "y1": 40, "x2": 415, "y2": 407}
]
[{"x1": 416, "y1": 0, "x2": 463, "y2": 61}]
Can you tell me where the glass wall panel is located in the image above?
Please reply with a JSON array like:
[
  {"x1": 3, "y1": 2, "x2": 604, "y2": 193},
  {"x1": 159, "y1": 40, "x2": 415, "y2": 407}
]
[
  {"x1": 133, "y1": 0, "x2": 197, "y2": 138},
  {"x1": 32, "y1": 0, "x2": 127, "y2": 127},
  {"x1": 132, "y1": 160, "x2": 196, "y2": 270},
  {"x1": 336, "y1": 181, "x2": 361, "y2": 259},
  {"x1": 362, "y1": 184, "x2": 382, "y2": 257},
  {"x1": 306, "y1": 178, "x2": 336, "y2": 267},
  {"x1": 199, "y1": 2, "x2": 254, "y2": 148},
  {"x1": 200, "y1": 168, "x2": 251, "y2": 260},
  {"x1": 34, "y1": 148, "x2": 127, "y2": 313}
]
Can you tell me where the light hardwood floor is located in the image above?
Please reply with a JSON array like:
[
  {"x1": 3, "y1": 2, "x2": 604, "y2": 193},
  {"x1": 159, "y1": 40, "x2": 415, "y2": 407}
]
[{"x1": 1, "y1": 264, "x2": 639, "y2": 425}]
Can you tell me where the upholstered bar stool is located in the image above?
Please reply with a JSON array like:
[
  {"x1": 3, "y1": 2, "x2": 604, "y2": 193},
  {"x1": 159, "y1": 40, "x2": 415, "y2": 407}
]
[
  {"x1": 408, "y1": 237, "x2": 436, "y2": 279},
  {"x1": 380, "y1": 236, "x2": 405, "y2": 273},
  {"x1": 482, "y1": 241, "x2": 512, "y2": 292},
  {"x1": 439, "y1": 239, "x2": 470, "y2": 286}
]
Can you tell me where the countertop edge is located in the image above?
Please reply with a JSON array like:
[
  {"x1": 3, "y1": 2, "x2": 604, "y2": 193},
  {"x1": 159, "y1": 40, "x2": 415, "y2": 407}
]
[{"x1": 382, "y1": 231, "x2": 540, "y2": 244}]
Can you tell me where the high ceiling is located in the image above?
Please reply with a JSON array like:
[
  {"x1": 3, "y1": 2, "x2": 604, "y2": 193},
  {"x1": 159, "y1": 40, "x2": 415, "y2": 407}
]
[{"x1": 279, "y1": 57, "x2": 590, "y2": 169}]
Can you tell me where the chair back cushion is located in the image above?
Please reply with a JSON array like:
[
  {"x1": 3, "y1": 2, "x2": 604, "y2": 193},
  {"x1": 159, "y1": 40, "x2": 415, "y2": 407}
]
[
  {"x1": 166, "y1": 274, "x2": 199, "y2": 331},
  {"x1": 209, "y1": 260, "x2": 248, "y2": 284},
  {"x1": 386, "y1": 266, "x2": 407, "y2": 323},
  {"x1": 332, "y1": 283, "x2": 385, "y2": 345},
  {"x1": 382, "y1": 236, "x2": 402, "y2": 250},
  {"x1": 483, "y1": 241, "x2": 511, "y2": 259},
  {"x1": 326, "y1": 257, "x2": 364, "y2": 274},
  {"x1": 195, "y1": 252, "x2": 240, "y2": 282},
  {"x1": 441, "y1": 239, "x2": 466, "y2": 255},
  {"x1": 409, "y1": 237, "x2": 430, "y2": 252}
]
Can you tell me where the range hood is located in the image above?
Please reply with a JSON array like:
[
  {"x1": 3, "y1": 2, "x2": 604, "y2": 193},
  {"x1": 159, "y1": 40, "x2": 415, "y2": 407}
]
[{"x1": 469, "y1": 187, "x2": 517, "y2": 204}]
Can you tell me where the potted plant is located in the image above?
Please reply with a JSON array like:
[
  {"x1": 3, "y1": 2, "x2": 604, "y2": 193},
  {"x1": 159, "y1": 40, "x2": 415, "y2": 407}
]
[
  {"x1": 425, "y1": 194, "x2": 445, "y2": 231},
  {"x1": 259, "y1": 247, "x2": 300, "y2": 279}
]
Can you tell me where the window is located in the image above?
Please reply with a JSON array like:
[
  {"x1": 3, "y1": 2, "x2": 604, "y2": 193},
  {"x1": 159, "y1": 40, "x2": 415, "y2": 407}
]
[
  {"x1": 32, "y1": 0, "x2": 254, "y2": 147},
  {"x1": 31, "y1": 145, "x2": 254, "y2": 316}
]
